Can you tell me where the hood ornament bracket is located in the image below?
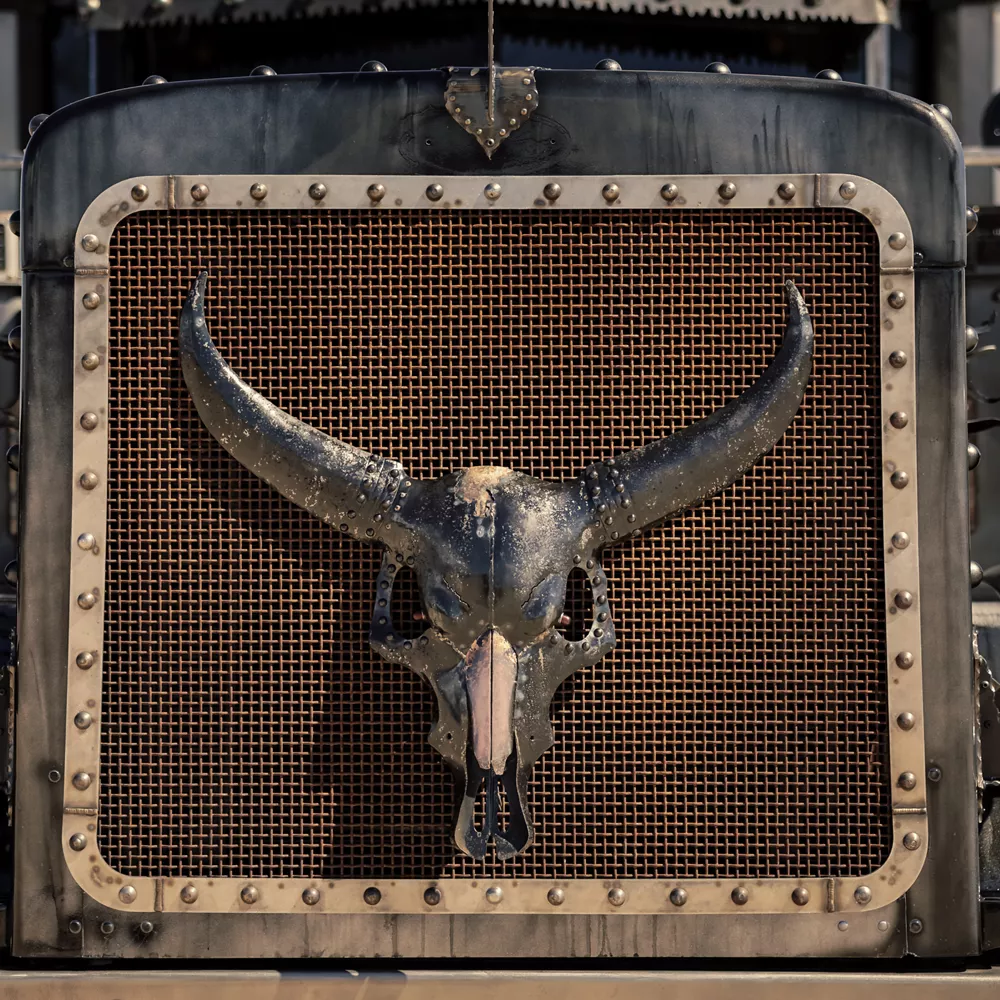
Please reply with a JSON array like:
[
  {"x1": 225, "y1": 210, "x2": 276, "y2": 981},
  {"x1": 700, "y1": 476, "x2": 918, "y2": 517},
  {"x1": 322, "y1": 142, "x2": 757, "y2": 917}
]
[{"x1": 446, "y1": 66, "x2": 538, "y2": 158}]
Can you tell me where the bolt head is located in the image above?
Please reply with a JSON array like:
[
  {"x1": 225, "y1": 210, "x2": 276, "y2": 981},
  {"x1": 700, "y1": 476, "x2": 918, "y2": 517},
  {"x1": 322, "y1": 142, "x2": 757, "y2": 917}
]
[
  {"x1": 889, "y1": 411, "x2": 908, "y2": 429},
  {"x1": 72, "y1": 771, "x2": 92, "y2": 790},
  {"x1": 888, "y1": 350, "x2": 907, "y2": 369},
  {"x1": 180, "y1": 884, "x2": 198, "y2": 904},
  {"x1": 607, "y1": 887, "x2": 626, "y2": 906},
  {"x1": 898, "y1": 771, "x2": 917, "y2": 790},
  {"x1": 484, "y1": 183, "x2": 502, "y2": 202},
  {"x1": 547, "y1": 887, "x2": 565, "y2": 906},
  {"x1": 302, "y1": 887, "x2": 320, "y2": 905},
  {"x1": 840, "y1": 181, "x2": 858, "y2": 200},
  {"x1": 777, "y1": 181, "x2": 796, "y2": 201},
  {"x1": 894, "y1": 590, "x2": 914, "y2": 610},
  {"x1": 903, "y1": 831, "x2": 921, "y2": 851},
  {"x1": 119, "y1": 885, "x2": 137, "y2": 904},
  {"x1": 80, "y1": 411, "x2": 99, "y2": 431},
  {"x1": 853, "y1": 885, "x2": 872, "y2": 905},
  {"x1": 969, "y1": 443, "x2": 982, "y2": 469},
  {"x1": 309, "y1": 182, "x2": 327, "y2": 201},
  {"x1": 731, "y1": 887, "x2": 749, "y2": 905},
  {"x1": 249, "y1": 182, "x2": 268, "y2": 201},
  {"x1": 241, "y1": 885, "x2": 259, "y2": 904},
  {"x1": 74, "y1": 711, "x2": 93, "y2": 730},
  {"x1": 250, "y1": 65, "x2": 277, "y2": 77},
  {"x1": 80, "y1": 471, "x2": 99, "y2": 490},
  {"x1": 360, "y1": 60, "x2": 388, "y2": 72},
  {"x1": 890, "y1": 470, "x2": 909, "y2": 489},
  {"x1": 143, "y1": 75, "x2": 167, "y2": 85},
  {"x1": 363, "y1": 886, "x2": 382, "y2": 906},
  {"x1": 81, "y1": 233, "x2": 100, "y2": 252},
  {"x1": 485, "y1": 886, "x2": 503, "y2": 904},
  {"x1": 601, "y1": 183, "x2": 620, "y2": 204},
  {"x1": 69, "y1": 832, "x2": 87, "y2": 851},
  {"x1": 82, "y1": 291, "x2": 101, "y2": 310},
  {"x1": 131, "y1": 183, "x2": 149, "y2": 202},
  {"x1": 973, "y1": 561, "x2": 984, "y2": 587},
  {"x1": 897, "y1": 711, "x2": 916, "y2": 731},
  {"x1": 424, "y1": 886, "x2": 442, "y2": 906},
  {"x1": 595, "y1": 58, "x2": 622, "y2": 71},
  {"x1": 968, "y1": 207, "x2": 979, "y2": 234},
  {"x1": 425, "y1": 183, "x2": 443, "y2": 202},
  {"x1": 888, "y1": 289, "x2": 906, "y2": 309},
  {"x1": 669, "y1": 887, "x2": 688, "y2": 906},
  {"x1": 967, "y1": 326, "x2": 980, "y2": 353},
  {"x1": 705, "y1": 62, "x2": 731, "y2": 73},
  {"x1": 28, "y1": 113, "x2": 48, "y2": 136},
  {"x1": 718, "y1": 181, "x2": 737, "y2": 200},
  {"x1": 543, "y1": 182, "x2": 562, "y2": 202},
  {"x1": 791, "y1": 887, "x2": 809, "y2": 906},
  {"x1": 82, "y1": 352, "x2": 100, "y2": 371},
  {"x1": 190, "y1": 183, "x2": 209, "y2": 202},
  {"x1": 888, "y1": 231, "x2": 907, "y2": 251},
  {"x1": 896, "y1": 650, "x2": 914, "y2": 669},
  {"x1": 891, "y1": 531, "x2": 910, "y2": 552},
  {"x1": 660, "y1": 183, "x2": 680, "y2": 202},
  {"x1": 76, "y1": 651, "x2": 95, "y2": 669}
]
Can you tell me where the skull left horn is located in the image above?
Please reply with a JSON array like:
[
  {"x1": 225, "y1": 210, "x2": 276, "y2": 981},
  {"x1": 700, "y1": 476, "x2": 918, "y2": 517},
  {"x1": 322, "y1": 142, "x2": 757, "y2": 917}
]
[{"x1": 180, "y1": 272, "x2": 814, "y2": 860}]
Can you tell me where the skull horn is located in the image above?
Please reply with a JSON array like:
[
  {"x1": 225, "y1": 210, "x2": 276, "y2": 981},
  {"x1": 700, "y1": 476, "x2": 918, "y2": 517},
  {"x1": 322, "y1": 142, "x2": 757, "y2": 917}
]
[
  {"x1": 179, "y1": 272, "x2": 414, "y2": 540},
  {"x1": 599, "y1": 280, "x2": 814, "y2": 535}
]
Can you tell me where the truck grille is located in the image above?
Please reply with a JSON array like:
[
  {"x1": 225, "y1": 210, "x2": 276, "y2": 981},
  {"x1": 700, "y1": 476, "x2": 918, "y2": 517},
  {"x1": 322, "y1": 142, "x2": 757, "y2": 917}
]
[{"x1": 100, "y1": 206, "x2": 889, "y2": 881}]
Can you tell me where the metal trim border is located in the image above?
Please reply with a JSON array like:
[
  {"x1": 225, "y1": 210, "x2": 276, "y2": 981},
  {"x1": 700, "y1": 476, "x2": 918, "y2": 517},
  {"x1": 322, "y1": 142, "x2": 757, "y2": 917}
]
[{"x1": 63, "y1": 172, "x2": 924, "y2": 917}]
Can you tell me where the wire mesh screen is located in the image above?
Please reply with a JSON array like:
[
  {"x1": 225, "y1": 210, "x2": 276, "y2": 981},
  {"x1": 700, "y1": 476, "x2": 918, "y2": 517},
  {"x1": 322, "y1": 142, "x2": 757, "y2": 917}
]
[{"x1": 100, "y1": 207, "x2": 889, "y2": 881}]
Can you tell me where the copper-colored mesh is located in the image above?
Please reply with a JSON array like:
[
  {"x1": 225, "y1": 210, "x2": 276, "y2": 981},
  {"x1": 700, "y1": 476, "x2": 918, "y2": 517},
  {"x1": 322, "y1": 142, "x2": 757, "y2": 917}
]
[{"x1": 101, "y1": 208, "x2": 889, "y2": 880}]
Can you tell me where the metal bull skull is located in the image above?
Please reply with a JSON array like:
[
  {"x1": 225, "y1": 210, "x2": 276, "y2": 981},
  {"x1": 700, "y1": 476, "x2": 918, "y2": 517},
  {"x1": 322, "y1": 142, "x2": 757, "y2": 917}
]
[{"x1": 179, "y1": 272, "x2": 814, "y2": 860}]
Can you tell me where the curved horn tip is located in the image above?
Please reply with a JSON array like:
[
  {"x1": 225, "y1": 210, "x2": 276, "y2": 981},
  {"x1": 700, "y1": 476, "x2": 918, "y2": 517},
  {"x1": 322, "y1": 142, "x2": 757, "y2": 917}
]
[
  {"x1": 188, "y1": 271, "x2": 209, "y2": 307},
  {"x1": 783, "y1": 279, "x2": 808, "y2": 315}
]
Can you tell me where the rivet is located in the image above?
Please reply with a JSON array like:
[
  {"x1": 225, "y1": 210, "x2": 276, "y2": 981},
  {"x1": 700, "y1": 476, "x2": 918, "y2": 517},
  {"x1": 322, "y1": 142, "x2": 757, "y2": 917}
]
[
  {"x1": 718, "y1": 181, "x2": 737, "y2": 200},
  {"x1": 28, "y1": 113, "x2": 48, "y2": 136},
  {"x1": 68, "y1": 919, "x2": 82, "y2": 935},
  {"x1": 139, "y1": 920, "x2": 154, "y2": 935},
  {"x1": 891, "y1": 531, "x2": 909, "y2": 550},
  {"x1": 586, "y1": 560, "x2": 594, "y2": 569},
  {"x1": 520, "y1": 108, "x2": 528, "y2": 116},
  {"x1": 607, "y1": 887, "x2": 626, "y2": 906},
  {"x1": 838, "y1": 920, "x2": 849, "y2": 932},
  {"x1": 250, "y1": 65, "x2": 277, "y2": 76},
  {"x1": 143, "y1": 74, "x2": 167, "y2": 85},
  {"x1": 894, "y1": 589, "x2": 914, "y2": 610},
  {"x1": 595, "y1": 58, "x2": 622, "y2": 71},
  {"x1": 302, "y1": 887, "x2": 320, "y2": 905},
  {"x1": 119, "y1": 885, "x2": 137, "y2": 904},
  {"x1": 47, "y1": 768, "x2": 61, "y2": 783},
  {"x1": 80, "y1": 411, "x2": 99, "y2": 431},
  {"x1": 896, "y1": 651, "x2": 914, "y2": 669},
  {"x1": 854, "y1": 885, "x2": 872, "y2": 905},
  {"x1": 878, "y1": 920, "x2": 890, "y2": 932},
  {"x1": 81, "y1": 233, "x2": 100, "y2": 252},
  {"x1": 777, "y1": 181, "x2": 796, "y2": 201},
  {"x1": 888, "y1": 350, "x2": 907, "y2": 369},
  {"x1": 791, "y1": 887, "x2": 809, "y2": 906},
  {"x1": 425, "y1": 183, "x2": 444, "y2": 202},
  {"x1": 484, "y1": 183, "x2": 502, "y2": 201},
  {"x1": 898, "y1": 771, "x2": 917, "y2": 790},
  {"x1": 889, "y1": 411, "x2": 908, "y2": 429},
  {"x1": 180, "y1": 884, "x2": 198, "y2": 904},
  {"x1": 509, "y1": 118, "x2": 517, "y2": 126},
  {"x1": 190, "y1": 183, "x2": 209, "y2": 202},
  {"x1": 888, "y1": 289, "x2": 906, "y2": 309},
  {"x1": 968, "y1": 207, "x2": 979, "y2": 235},
  {"x1": 601, "y1": 183, "x2": 620, "y2": 204},
  {"x1": 931, "y1": 103, "x2": 952, "y2": 122},
  {"x1": 897, "y1": 711, "x2": 916, "y2": 730},
  {"x1": 547, "y1": 887, "x2": 565, "y2": 906},
  {"x1": 368, "y1": 183, "x2": 386, "y2": 203},
  {"x1": 543, "y1": 182, "x2": 562, "y2": 202},
  {"x1": 486, "y1": 886, "x2": 503, "y2": 904},
  {"x1": 130, "y1": 183, "x2": 149, "y2": 202},
  {"x1": 908, "y1": 917, "x2": 924, "y2": 934},
  {"x1": 81, "y1": 352, "x2": 100, "y2": 371},
  {"x1": 72, "y1": 771, "x2": 92, "y2": 790},
  {"x1": 903, "y1": 831, "x2": 921, "y2": 851},
  {"x1": 972, "y1": 561, "x2": 984, "y2": 587},
  {"x1": 927, "y1": 765, "x2": 942, "y2": 782},
  {"x1": 249, "y1": 182, "x2": 268, "y2": 201},
  {"x1": 890, "y1": 470, "x2": 909, "y2": 489},
  {"x1": 360, "y1": 60, "x2": 387, "y2": 71},
  {"x1": 80, "y1": 471, "x2": 99, "y2": 490},
  {"x1": 309, "y1": 182, "x2": 327, "y2": 201},
  {"x1": 82, "y1": 291, "x2": 101, "y2": 310},
  {"x1": 669, "y1": 887, "x2": 688, "y2": 906},
  {"x1": 77, "y1": 532, "x2": 96, "y2": 550},
  {"x1": 816, "y1": 68, "x2": 842, "y2": 80},
  {"x1": 69, "y1": 832, "x2": 87, "y2": 851},
  {"x1": 704, "y1": 61, "x2": 731, "y2": 73},
  {"x1": 967, "y1": 326, "x2": 980, "y2": 353},
  {"x1": 240, "y1": 885, "x2": 259, "y2": 904},
  {"x1": 424, "y1": 886, "x2": 442, "y2": 906},
  {"x1": 77, "y1": 593, "x2": 96, "y2": 610},
  {"x1": 888, "y1": 232, "x2": 907, "y2": 251},
  {"x1": 969, "y1": 443, "x2": 982, "y2": 469},
  {"x1": 100, "y1": 920, "x2": 115, "y2": 936},
  {"x1": 731, "y1": 887, "x2": 749, "y2": 905},
  {"x1": 840, "y1": 181, "x2": 857, "y2": 200}
]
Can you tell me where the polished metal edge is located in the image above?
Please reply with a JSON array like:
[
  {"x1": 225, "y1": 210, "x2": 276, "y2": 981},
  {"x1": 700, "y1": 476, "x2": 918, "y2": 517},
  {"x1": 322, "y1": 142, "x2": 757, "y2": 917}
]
[{"x1": 65, "y1": 173, "x2": 924, "y2": 916}]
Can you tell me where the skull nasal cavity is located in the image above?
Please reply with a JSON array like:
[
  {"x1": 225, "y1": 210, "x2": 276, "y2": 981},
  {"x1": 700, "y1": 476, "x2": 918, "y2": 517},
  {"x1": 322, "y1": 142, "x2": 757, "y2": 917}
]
[
  {"x1": 560, "y1": 568, "x2": 592, "y2": 642},
  {"x1": 391, "y1": 566, "x2": 426, "y2": 639}
]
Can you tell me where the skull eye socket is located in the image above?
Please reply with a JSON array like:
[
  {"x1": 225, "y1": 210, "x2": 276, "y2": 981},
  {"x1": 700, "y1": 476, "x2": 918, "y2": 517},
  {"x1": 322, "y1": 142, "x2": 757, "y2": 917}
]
[
  {"x1": 559, "y1": 567, "x2": 592, "y2": 641},
  {"x1": 390, "y1": 566, "x2": 426, "y2": 639}
]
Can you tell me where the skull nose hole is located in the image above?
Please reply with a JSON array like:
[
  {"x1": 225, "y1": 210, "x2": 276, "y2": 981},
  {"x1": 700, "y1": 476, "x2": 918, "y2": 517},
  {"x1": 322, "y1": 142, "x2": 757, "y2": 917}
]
[
  {"x1": 560, "y1": 568, "x2": 592, "y2": 642},
  {"x1": 390, "y1": 566, "x2": 426, "y2": 639}
]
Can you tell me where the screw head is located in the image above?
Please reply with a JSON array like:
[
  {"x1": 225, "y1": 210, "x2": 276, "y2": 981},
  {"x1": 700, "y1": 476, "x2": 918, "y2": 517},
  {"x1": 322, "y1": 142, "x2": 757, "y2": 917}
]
[
  {"x1": 82, "y1": 352, "x2": 100, "y2": 371},
  {"x1": 309, "y1": 182, "x2": 327, "y2": 201},
  {"x1": 891, "y1": 531, "x2": 909, "y2": 550},
  {"x1": 969, "y1": 443, "x2": 982, "y2": 469},
  {"x1": 424, "y1": 886, "x2": 442, "y2": 906},
  {"x1": 888, "y1": 289, "x2": 906, "y2": 309},
  {"x1": 190, "y1": 183, "x2": 209, "y2": 202},
  {"x1": 898, "y1": 771, "x2": 917, "y2": 790},
  {"x1": 595, "y1": 58, "x2": 622, "y2": 71},
  {"x1": 68, "y1": 919, "x2": 82, "y2": 935},
  {"x1": 903, "y1": 831, "x2": 921, "y2": 851},
  {"x1": 890, "y1": 470, "x2": 909, "y2": 489},
  {"x1": 139, "y1": 920, "x2": 154, "y2": 935},
  {"x1": 249, "y1": 182, "x2": 268, "y2": 201},
  {"x1": 241, "y1": 885, "x2": 259, "y2": 904},
  {"x1": 890, "y1": 411, "x2": 909, "y2": 429},
  {"x1": 888, "y1": 232, "x2": 907, "y2": 251},
  {"x1": 360, "y1": 60, "x2": 388, "y2": 72},
  {"x1": 74, "y1": 711, "x2": 93, "y2": 730},
  {"x1": 973, "y1": 561, "x2": 985, "y2": 587},
  {"x1": 705, "y1": 61, "x2": 731, "y2": 73},
  {"x1": 839, "y1": 181, "x2": 858, "y2": 200},
  {"x1": 77, "y1": 592, "x2": 97, "y2": 611},
  {"x1": 888, "y1": 350, "x2": 907, "y2": 369},
  {"x1": 69, "y1": 832, "x2": 87, "y2": 851},
  {"x1": 100, "y1": 920, "x2": 115, "y2": 935},
  {"x1": 82, "y1": 291, "x2": 101, "y2": 310},
  {"x1": 76, "y1": 651, "x2": 95, "y2": 669},
  {"x1": 547, "y1": 887, "x2": 565, "y2": 906},
  {"x1": 791, "y1": 887, "x2": 809, "y2": 906},
  {"x1": 80, "y1": 411, "x2": 99, "y2": 431},
  {"x1": 897, "y1": 711, "x2": 916, "y2": 731},
  {"x1": 660, "y1": 183, "x2": 680, "y2": 202},
  {"x1": 669, "y1": 887, "x2": 688, "y2": 906},
  {"x1": 80, "y1": 471, "x2": 99, "y2": 490},
  {"x1": 363, "y1": 886, "x2": 382, "y2": 906},
  {"x1": 894, "y1": 590, "x2": 914, "y2": 610},
  {"x1": 250, "y1": 65, "x2": 277, "y2": 76},
  {"x1": 718, "y1": 181, "x2": 737, "y2": 200},
  {"x1": 967, "y1": 326, "x2": 980, "y2": 353},
  {"x1": 485, "y1": 886, "x2": 503, "y2": 904},
  {"x1": 853, "y1": 885, "x2": 872, "y2": 905},
  {"x1": 731, "y1": 887, "x2": 749, "y2": 905},
  {"x1": 72, "y1": 771, "x2": 92, "y2": 790},
  {"x1": 607, "y1": 887, "x2": 626, "y2": 906},
  {"x1": 81, "y1": 233, "x2": 100, "y2": 252},
  {"x1": 302, "y1": 887, "x2": 320, "y2": 905},
  {"x1": 28, "y1": 113, "x2": 48, "y2": 136},
  {"x1": 119, "y1": 885, "x2": 137, "y2": 904},
  {"x1": 425, "y1": 183, "x2": 443, "y2": 202},
  {"x1": 777, "y1": 181, "x2": 796, "y2": 201},
  {"x1": 601, "y1": 183, "x2": 620, "y2": 204},
  {"x1": 131, "y1": 183, "x2": 149, "y2": 202},
  {"x1": 142, "y1": 75, "x2": 167, "y2": 85},
  {"x1": 543, "y1": 182, "x2": 562, "y2": 202},
  {"x1": 484, "y1": 183, "x2": 502, "y2": 202},
  {"x1": 896, "y1": 651, "x2": 914, "y2": 669},
  {"x1": 968, "y1": 207, "x2": 979, "y2": 234},
  {"x1": 180, "y1": 884, "x2": 198, "y2": 904}
]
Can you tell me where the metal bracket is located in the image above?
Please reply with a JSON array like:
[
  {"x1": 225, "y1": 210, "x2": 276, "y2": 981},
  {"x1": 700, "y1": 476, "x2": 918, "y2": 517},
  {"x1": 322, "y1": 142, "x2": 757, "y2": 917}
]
[{"x1": 445, "y1": 67, "x2": 538, "y2": 158}]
